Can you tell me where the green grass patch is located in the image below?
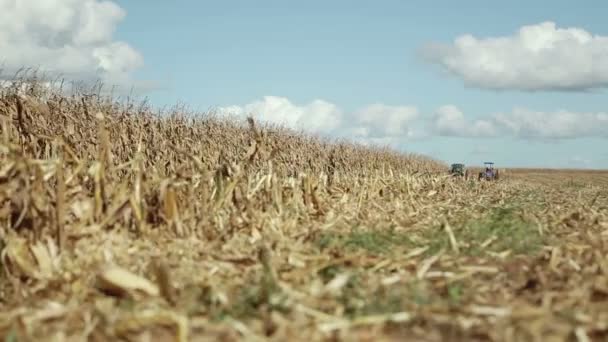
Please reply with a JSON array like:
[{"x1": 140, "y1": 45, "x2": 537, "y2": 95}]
[
  {"x1": 315, "y1": 205, "x2": 541, "y2": 259},
  {"x1": 424, "y1": 206, "x2": 542, "y2": 256},
  {"x1": 315, "y1": 226, "x2": 415, "y2": 255},
  {"x1": 446, "y1": 282, "x2": 464, "y2": 306},
  {"x1": 465, "y1": 206, "x2": 542, "y2": 255}
]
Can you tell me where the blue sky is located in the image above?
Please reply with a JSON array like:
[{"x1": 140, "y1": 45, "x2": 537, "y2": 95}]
[{"x1": 2, "y1": 1, "x2": 607, "y2": 168}]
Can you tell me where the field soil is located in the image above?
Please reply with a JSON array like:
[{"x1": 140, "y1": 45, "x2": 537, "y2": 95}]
[{"x1": 1, "y1": 85, "x2": 607, "y2": 341}]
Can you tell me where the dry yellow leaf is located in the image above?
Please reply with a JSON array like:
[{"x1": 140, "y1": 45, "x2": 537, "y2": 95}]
[{"x1": 97, "y1": 265, "x2": 160, "y2": 298}]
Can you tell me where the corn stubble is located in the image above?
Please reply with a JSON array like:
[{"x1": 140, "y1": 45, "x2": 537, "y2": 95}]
[{"x1": 0, "y1": 80, "x2": 607, "y2": 341}]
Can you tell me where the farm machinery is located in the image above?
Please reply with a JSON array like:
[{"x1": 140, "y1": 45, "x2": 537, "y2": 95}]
[
  {"x1": 449, "y1": 163, "x2": 469, "y2": 179},
  {"x1": 478, "y1": 162, "x2": 499, "y2": 181}
]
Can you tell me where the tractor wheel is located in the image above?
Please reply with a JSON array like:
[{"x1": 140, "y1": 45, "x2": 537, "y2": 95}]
[{"x1": 495, "y1": 169, "x2": 500, "y2": 180}]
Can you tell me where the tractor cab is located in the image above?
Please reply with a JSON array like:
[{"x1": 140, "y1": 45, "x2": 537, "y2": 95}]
[
  {"x1": 479, "y1": 162, "x2": 499, "y2": 181},
  {"x1": 484, "y1": 162, "x2": 494, "y2": 173},
  {"x1": 450, "y1": 163, "x2": 464, "y2": 173},
  {"x1": 449, "y1": 163, "x2": 468, "y2": 178}
]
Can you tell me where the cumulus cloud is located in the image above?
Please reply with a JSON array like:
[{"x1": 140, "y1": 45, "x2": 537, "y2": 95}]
[
  {"x1": 217, "y1": 96, "x2": 343, "y2": 134},
  {"x1": 217, "y1": 96, "x2": 421, "y2": 145},
  {"x1": 0, "y1": 0, "x2": 143, "y2": 88},
  {"x1": 346, "y1": 104, "x2": 419, "y2": 139},
  {"x1": 494, "y1": 108, "x2": 608, "y2": 139},
  {"x1": 422, "y1": 21, "x2": 608, "y2": 91},
  {"x1": 431, "y1": 105, "x2": 608, "y2": 140},
  {"x1": 219, "y1": 97, "x2": 608, "y2": 143},
  {"x1": 432, "y1": 105, "x2": 496, "y2": 137}
]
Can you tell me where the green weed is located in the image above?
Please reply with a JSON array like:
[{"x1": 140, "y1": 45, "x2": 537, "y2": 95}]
[
  {"x1": 447, "y1": 282, "x2": 463, "y2": 305},
  {"x1": 463, "y1": 206, "x2": 542, "y2": 255},
  {"x1": 316, "y1": 227, "x2": 415, "y2": 255},
  {"x1": 423, "y1": 206, "x2": 542, "y2": 257}
]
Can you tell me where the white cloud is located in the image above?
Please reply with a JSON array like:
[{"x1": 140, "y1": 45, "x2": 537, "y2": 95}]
[
  {"x1": 431, "y1": 105, "x2": 608, "y2": 140},
  {"x1": 217, "y1": 96, "x2": 343, "y2": 134},
  {"x1": 346, "y1": 104, "x2": 419, "y2": 139},
  {"x1": 432, "y1": 105, "x2": 496, "y2": 137},
  {"x1": 217, "y1": 97, "x2": 421, "y2": 146},
  {"x1": 0, "y1": 0, "x2": 143, "y2": 88},
  {"x1": 219, "y1": 97, "x2": 608, "y2": 143},
  {"x1": 422, "y1": 21, "x2": 608, "y2": 91},
  {"x1": 494, "y1": 108, "x2": 608, "y2": 139}
]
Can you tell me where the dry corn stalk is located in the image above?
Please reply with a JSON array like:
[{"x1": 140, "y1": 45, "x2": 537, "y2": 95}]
[
  {"x1": 96, "y1": 265, "x2": 160, "y2": 298},
  {"x1": 0, "y1": 75, "x2": 605, "y2": 341}
]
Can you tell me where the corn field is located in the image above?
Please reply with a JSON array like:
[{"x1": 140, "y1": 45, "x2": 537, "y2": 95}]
[{"x1": 0, "y1": 80, "x2": 607, "y2": 341}]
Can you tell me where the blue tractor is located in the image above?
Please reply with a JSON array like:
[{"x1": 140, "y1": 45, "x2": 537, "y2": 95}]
[{"x1": 478, "y1": 162, "x2": 499, "y2": 181}]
